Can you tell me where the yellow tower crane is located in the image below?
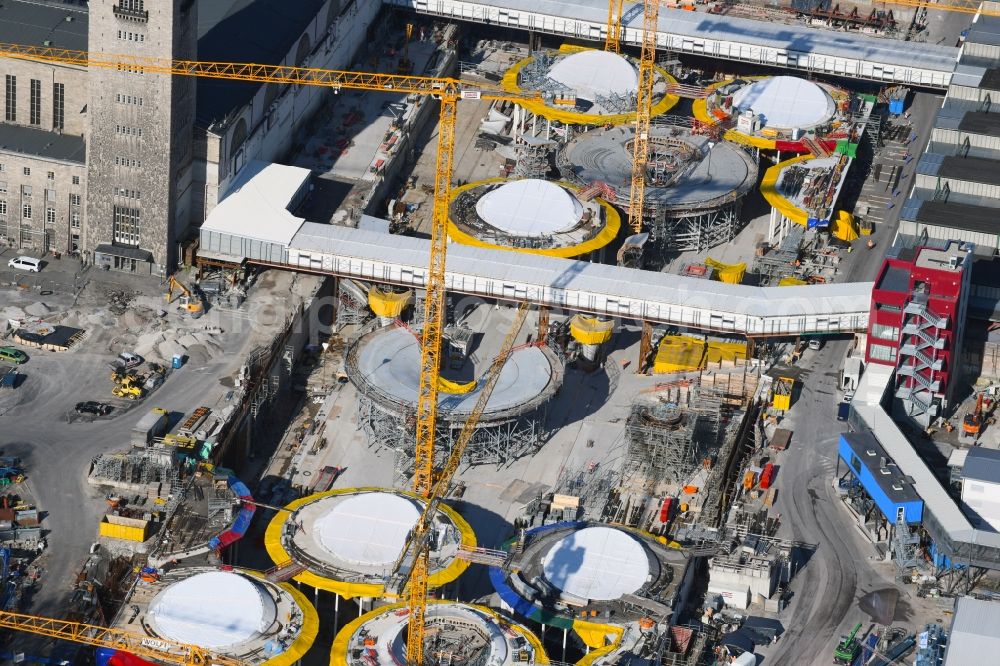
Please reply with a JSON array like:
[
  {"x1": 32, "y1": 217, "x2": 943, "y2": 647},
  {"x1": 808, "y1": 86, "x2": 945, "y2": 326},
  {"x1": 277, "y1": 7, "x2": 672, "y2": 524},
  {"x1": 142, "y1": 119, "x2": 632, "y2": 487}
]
[
  {"x1": 388, "y1": 302, "x2": 529, "y2": 663},
  {"x1": 626, "y1": 0, "x2": 660, "y2": 233},
  {"x1": 604, "y1": 0, "x2": 626, "y2": 52},
  {"x1": 0, "y1": 41, "x2": 539, "y2": 666},
  {"x1": 0, "y1": 609, "x2": 240, "y2": 666}
]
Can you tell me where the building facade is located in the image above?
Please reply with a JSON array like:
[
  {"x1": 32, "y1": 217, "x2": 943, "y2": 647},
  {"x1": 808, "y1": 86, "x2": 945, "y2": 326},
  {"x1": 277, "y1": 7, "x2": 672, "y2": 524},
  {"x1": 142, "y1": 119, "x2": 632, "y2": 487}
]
[
  {"x1": 0, "y1": 0, "x2": 375, "y2": 275},
  {"x1": 865, "y1": 240, "x2": 973, "y2": 426}
]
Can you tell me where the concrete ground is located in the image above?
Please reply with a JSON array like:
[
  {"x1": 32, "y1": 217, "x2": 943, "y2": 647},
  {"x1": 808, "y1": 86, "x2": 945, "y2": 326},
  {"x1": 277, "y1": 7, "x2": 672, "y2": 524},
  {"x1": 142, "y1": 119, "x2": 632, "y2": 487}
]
[{"x1": 0, "y1": 257, "x2": 315, "y2": 617}]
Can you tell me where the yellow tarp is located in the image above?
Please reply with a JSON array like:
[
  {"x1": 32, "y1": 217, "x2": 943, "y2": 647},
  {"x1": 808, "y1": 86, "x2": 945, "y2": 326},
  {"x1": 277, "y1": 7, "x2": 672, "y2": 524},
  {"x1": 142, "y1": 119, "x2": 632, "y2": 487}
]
[
  {"x1": 448, "y1": 178, "x2": 621, "y2": 259},
  {"x1": 573, "y1": 619, "x2": 625, "y2": 650},
  {"x1": 706, "y1": 340, "x2": 748, "y2": 364},
  {"x1": 831, "y1": 209, "x2": 859, "y2": 241},
  {"x1": 501, "y1": 45, "x2": 679, "y2": 126},
  {"x1": 705, "y1": 257, "x2": 746, "y2": 284},
  {"x1": 368, "y1": 286, "x2": 412, "y2": 318},
  {"x1": 438, "y1": 376, "x2": 477, "y2": 394},
  {"x1": 331, "y1": 602, "x2": 551, "y2": 665},
  {"x1": 653, "y1": 335, "x2": 706, "y2": 374},
  {"x1": 653, "y1": 336, "x2": 746, "y2": 373},
  {"x1": 264, "y1": 487, "x2": 476, "y2": 599},
  {"x1": 569, "y1": 315, "x2": 614, "y2": 345},
  {"x1": 778, "y1": 277, "x2": 808, "y2": 286}
]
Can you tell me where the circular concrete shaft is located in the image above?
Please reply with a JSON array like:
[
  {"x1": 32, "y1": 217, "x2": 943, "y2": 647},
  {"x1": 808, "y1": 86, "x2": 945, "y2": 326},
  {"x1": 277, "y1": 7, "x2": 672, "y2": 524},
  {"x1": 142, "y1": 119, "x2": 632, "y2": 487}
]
[
  {"x1": 148, "y1": 571, "x2": 277, "y2": 649},
  {"x1": 314, "y1": 492, "x2": 421, "y2": 566},
  {"x1": 731, "y1": 76, "x2": 836, "y2": 130},
  {"x1": 541, "y1": 526, "x2": 649, "y2": 601},
  {"x1": 475, "y1": 179, "x2": 584, "y2": 237},
  {"x1": 548, "y1": 50, "x2": 639, "y2": 101}
]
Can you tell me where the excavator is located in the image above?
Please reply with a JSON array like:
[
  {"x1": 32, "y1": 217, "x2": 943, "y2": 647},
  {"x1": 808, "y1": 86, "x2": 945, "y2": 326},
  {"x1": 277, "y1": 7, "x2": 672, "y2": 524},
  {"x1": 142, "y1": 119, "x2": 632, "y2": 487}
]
[
  {"x1": 964, "y1": 393, "x2": 986, "y2": 441},
  {"x1": 166, "y1": 276, "x2": 205, "y2": 316}
]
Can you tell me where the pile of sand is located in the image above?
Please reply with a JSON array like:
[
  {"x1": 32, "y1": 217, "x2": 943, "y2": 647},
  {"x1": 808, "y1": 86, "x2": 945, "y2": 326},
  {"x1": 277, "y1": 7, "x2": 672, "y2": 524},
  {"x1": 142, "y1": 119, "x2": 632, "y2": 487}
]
[{"x1": 134, "y1": 328, "x2": 224, "y2": 365}]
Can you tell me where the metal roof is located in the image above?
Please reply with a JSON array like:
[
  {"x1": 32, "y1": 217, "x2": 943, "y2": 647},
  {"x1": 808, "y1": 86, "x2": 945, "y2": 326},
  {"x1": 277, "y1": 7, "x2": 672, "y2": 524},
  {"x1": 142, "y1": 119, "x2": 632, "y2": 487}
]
[
  {"x1": 842, "y1": 431, "x2": 921, "y2": 506},
  {"x1": 918, "y1": 153, "x2": 1000, "y2": 187},
  {"x1": 963, "y1": 447, "x2": 1000, "y2": 485},
  {"x1": 0, "y1": 122, "x2": 85, "y2": 163},
  {"x1": 0, "y1": 0, "x2": 88, "y2": 51},
  {"x1": 290, "y1": 221, "x2": 871, "y2": 321},
  {"x1": 476, "y1": 0, "x2": 958, "y2": 70},
  {"x1": 901, "y1": 198, "x2": 1000, "y2": 235},
  {"x1": 943, "y1": 597, "x2": 1000, "y2": 666}
]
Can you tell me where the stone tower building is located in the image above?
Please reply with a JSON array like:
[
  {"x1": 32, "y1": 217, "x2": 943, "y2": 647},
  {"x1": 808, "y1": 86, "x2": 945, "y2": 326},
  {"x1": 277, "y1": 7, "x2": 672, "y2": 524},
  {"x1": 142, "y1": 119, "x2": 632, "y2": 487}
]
[{"x1": 85, "y1": 0, "x2": 196, "y2": 273}]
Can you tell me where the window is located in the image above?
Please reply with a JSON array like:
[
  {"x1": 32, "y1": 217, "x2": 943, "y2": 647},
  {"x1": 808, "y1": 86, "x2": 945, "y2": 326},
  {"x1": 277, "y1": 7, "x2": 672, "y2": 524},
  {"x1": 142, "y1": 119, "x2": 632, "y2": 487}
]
[
  {"x1": 53, "y1": 82, "x2": 64, "y2": 131},
  {"x1": 869, "y1": 343, "x2": 898, "y2": 363},
  {"x1": 871, "y1": 323, "x2": 900, "y2": 341},
  {"x1": 0, "y1": 200, "x2": 7, "y2": 217},
  {"x1": 69, "y1": 193, "x2": 81, "y2": 206},
  {"x1": 45, "y1": 188, "x2": 56, "y2": 202},
  {"x1": 21, "y1": 203, "x2": 31, "y2": 220},
  {"x1": 21, "y1": 185, "x2": 31, "y2": 198},
  {"x1": 5, "y1": 75, "x2": 15, "y2": 122},
  {"x1": 116, "y1": 188, "x2": 141, "y2": 199},
  {"x1": 46, "y1": 172, "x2": 54, "y2": 181},
  {"x1": 19, "y1": 224, "x2": 30, "y2": 245},
  {"x1": 45, "y1": 207, "x2": 55, "y2": 226},
  {"x1": 22, "y1": 167, "x2": 29, "y2": 177},
  {"x1": 70, "y1": 210, "x2": 80, "y2": 229},
  {"x1": 0, "y1": 182, "x2": 7, "y2": 195},
  {"x1": 113, "y1": 205, "x2": 141, "y2": 246},
  {"x1": 72, "y1": 176, "x2": 80, "y2": 186},
  {"x1": 29, "y1": 79, "x2": 40, "y2": 125}
]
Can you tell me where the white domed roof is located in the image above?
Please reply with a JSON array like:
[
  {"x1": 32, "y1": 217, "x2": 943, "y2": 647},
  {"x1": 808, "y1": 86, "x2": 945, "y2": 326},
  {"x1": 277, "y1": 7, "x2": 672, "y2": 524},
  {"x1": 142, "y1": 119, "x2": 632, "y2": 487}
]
[
  {"x1": 314, "y1": 492, "x2": 421, "y2": 566},
  {"x1": 731, "y1": 76, "x2": 836, "y2": 131},
  {"x1": 541, "y1": 526, "x2": 649, "y2": 601},
  {"x1": 547, "y1": 50, "x2": 639, "y2": 102},
  {"x1": 148, "y1": 571, "x2": 277, "y2": 649},
  {"x1": 476, "y1": 180, "x2": 584, "y2": 237}
]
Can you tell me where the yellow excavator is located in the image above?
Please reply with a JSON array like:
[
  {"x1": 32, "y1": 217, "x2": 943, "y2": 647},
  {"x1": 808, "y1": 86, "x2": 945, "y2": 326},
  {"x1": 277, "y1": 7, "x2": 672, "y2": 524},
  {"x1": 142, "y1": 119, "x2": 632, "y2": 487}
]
[
  {"x1": 112, "y1": 374, "x2": 144, "y2": 401},
  {"x1": 166, "y1": 276, "x2": 205, "y2": 316}
]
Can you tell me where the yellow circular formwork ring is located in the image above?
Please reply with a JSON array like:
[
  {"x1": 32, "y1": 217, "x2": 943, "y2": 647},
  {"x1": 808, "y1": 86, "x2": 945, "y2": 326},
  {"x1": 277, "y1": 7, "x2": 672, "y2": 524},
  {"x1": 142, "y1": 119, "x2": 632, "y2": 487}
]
[
  {"x1": 236, "y1": 568, "x2": 320, "y2": 666},
  {"x1": 692, "y1": 76, "x2": 779, "y2": 150},
  {"x1": 263, "y1": 486, "x2": 477, "y2": 600},
  {"x1": 500, "y1": 47, "x2": 679, "y2": 126},
  {"x1": 760, "y1": 153, "x2": 813, "y2": 226},
  {"x1": 569, "y1": 314, "x2": 614, "y2": 346},
  {"x1": 448, "y1": 177, "x2": 621, "y2": 259},
  {"x1": 330, "y1": 601, "x2": 551, "y2": 666}
]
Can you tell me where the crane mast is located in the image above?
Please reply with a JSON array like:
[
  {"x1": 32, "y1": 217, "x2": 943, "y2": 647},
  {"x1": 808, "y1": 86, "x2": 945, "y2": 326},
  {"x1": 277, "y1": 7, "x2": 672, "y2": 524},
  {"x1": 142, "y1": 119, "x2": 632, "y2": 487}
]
[{"x1": 626, "y1": 0, "x2": 660, "y2": 233}]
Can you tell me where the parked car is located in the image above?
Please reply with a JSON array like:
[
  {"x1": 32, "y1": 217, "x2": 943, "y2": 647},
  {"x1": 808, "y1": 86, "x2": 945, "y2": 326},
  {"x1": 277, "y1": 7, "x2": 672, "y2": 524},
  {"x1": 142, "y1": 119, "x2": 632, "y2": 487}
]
[
  {"x1": 75, "y1": 401, "x2": 114, "y2": 416},
  {"x1": 117, "y1": 352, "x2": 143, "y2": 369},
  {"x1": 7, "y1": 256, "x2": 41, "y2": 272},
  {"x1": 0, "y1": 347, "x2": 27, "y2": 365},
  {"x1": 808, "y1": 338, "x2": 823, "y2": 351},
  {"x1": 837, "y1": 401, "x2": 851, "y2": 421}
]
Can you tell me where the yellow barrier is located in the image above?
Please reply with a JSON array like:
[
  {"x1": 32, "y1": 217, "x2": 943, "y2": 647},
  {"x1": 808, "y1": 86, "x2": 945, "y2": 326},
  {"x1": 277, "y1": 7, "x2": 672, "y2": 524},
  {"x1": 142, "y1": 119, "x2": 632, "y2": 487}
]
[
  {"x1": 368, "y1": 286, "x2": 412, "y2": 318},
  {"x1": 691, "y1": 76, "x2": 779, "y2": 149},
  {"x1": 705, "y1": 257, "x2": 746, "y2": 284},
  {"x1": 778, "y1": 276, "x2": 808, "y2": 286},
  {"x1": 264, "y1": 487, "x2": 476, "y2": 599},
  {"x1": 438, "y1": 376, "x2": 476, "y2": 394},
  {"x1": 569, "y1": 315, "x2": 614, "y2": 345},
  {"x1": 99, "y1": 518, "x2": 148, "y2": 543},
  {"x1": 330, "y1": 601, "x2": 551, "y2": 665},
  {"x1": 760, "y1": 153, "x2": 813, "y2": 226},
  {"x1": 448, "y1": 178, "x2": 622, "y2": 259},
  {"x1": 501, "y1": 46, "x2": 679, "y2": 126}
]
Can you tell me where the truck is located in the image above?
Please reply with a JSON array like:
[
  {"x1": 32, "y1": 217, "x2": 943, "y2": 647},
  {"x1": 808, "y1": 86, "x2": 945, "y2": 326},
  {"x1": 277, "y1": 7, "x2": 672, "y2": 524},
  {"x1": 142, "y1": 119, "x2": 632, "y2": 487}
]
[{"x1": 132, "y1": 407, "x2": 168, "y2": 447}]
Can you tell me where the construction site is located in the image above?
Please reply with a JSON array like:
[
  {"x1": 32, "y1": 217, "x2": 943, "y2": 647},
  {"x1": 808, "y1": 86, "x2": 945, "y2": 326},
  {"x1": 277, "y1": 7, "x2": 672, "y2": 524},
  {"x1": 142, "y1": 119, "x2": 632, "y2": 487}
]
[{"x1": 0, "y1": 0, "x2": 997, "y2": 665}]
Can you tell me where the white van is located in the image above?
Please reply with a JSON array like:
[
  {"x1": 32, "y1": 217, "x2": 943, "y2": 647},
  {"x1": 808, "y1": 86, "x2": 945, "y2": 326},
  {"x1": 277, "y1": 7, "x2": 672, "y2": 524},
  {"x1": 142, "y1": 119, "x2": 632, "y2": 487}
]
[{"x1": 7, "y1": 256, "x2": 41, "y2": 272}]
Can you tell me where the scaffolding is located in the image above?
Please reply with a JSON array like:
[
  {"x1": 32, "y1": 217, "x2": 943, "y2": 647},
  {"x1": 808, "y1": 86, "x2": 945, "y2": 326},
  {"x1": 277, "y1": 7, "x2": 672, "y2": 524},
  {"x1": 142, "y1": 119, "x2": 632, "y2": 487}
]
[
  {"x1": 346, "y1": 328, "x2": 563, "y2": 470},
  {"x1": 752, "y1": 225, "x2": 805, "y2": 285},
  {"x1": 336, "y1": 279, "x2": 371, "y2": 328},
  {"x1": 513, "y1": 138, "x2": 553, "y2": 179}
]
